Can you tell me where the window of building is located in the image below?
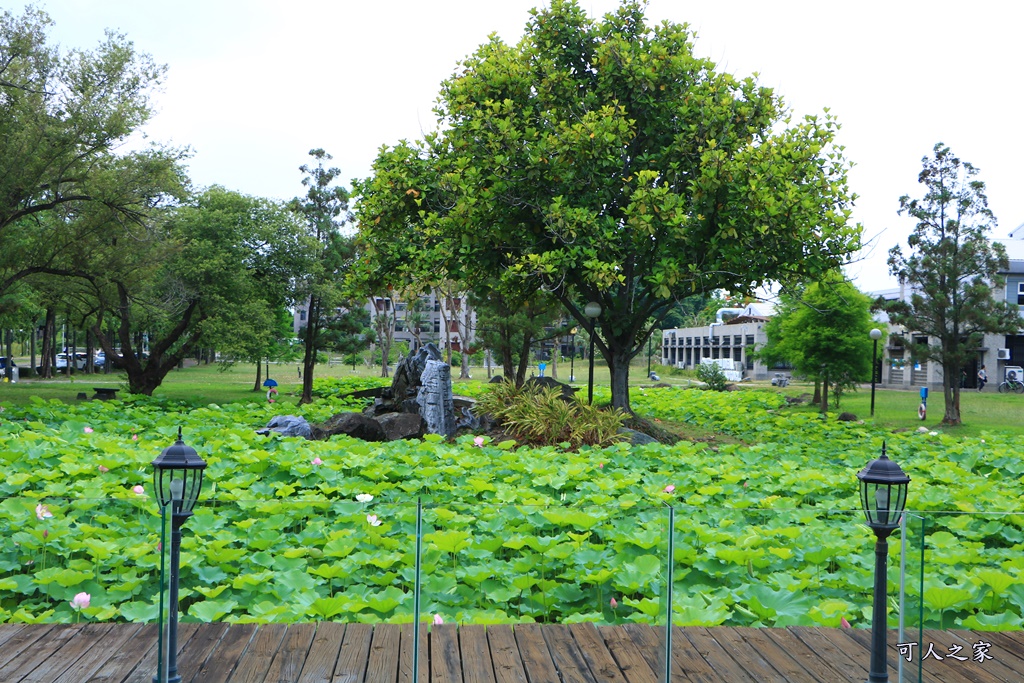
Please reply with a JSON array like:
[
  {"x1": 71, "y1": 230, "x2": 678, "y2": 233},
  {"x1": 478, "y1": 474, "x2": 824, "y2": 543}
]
[
  {"x1": 299, "y1": 310, "x2": 306, "y2": 321},
  {"x1": 433, "y1": 319, "x2": 441, "y2": 333},
  {"x1": 734, "y1": 335, "x2": 742, "y2": 346},
  {"x1": 1017, "y1": 282, "x2": 1024, "y2": 305},
  {"x1": 745, "y1": 335, "x2": 755, "y2": 345}
]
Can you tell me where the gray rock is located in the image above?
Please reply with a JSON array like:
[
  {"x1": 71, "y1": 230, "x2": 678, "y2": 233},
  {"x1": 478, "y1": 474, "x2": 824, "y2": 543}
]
[
  {"x1": 524, "y1": 376, "x2": 578, "y2": 401},
  {"x1": 837, "y1": 412, "x2": 858, "y2": 422},
  {"x1": 257, "y1": 415, "x2": 313, "y2": 439},
  {"x1": 376, "y1": 412, "x2": 428, "y2": 441},
  {"x1": 318, "y1": 412, "x2": 387, "y2": 442},
  {"x1": 618, "y1": 427, "x2": 659, "y2": 446},
  {"x1": 417, "y1": 359, "x2": 456, "y2": 438}
]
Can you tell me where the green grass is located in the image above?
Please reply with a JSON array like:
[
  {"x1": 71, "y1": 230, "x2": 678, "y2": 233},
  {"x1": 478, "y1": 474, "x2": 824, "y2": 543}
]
[{"x1": 3, "y1": 360, "x2": 1022, "y2": 440}]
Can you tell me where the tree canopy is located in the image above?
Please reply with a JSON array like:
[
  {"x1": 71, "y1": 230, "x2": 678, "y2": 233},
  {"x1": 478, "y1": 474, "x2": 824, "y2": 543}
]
[
  {"x1": 883, "y1": 143, "x2": 1020, "y2": 425},
  {"x1": 355, "y1": 0, "x2": 861, "y2": 412}
]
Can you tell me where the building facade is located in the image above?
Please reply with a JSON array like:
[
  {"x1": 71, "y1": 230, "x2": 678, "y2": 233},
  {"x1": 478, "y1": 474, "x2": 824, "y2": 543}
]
[
  {"x1": 875, "y1": 230, "x2": 1024, "y2": 390},
  {"x1": 660, "y1": 304, "x2": 775, "y2": 380}
]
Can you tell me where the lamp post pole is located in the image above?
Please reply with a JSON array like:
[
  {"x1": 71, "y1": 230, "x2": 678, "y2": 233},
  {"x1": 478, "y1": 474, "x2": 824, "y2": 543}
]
[
  {"x1": 870, "y1": 328, "x2": 882, "y2": 417},
  {"x1": 584, "y1": 302, "x2": 601, "y2": 405},
  {"x1": 569, "y1": 328, "x2": 577, "y2": 383},
  {"x1": 857, "y1": 444, "x2": 910, "y2": 683},
  {"x1": 647, "y1": 336, "x2": 652, "y2": 378},
  {"x1": 152, "y1": 428, "x2": 206, "y2": 683}
]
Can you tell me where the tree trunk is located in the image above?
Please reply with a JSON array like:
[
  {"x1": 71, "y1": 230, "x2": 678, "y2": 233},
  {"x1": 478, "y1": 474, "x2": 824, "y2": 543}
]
[
  {"x1": 942, "y1": 360, "x2": 962, "y2": 425},
  {"x1": 812, "y1": 378, "x2": 821, "y2": 405},
  {"x1": 30, "y1": 323, "x2": 36, "y2": 375},
  {"x1": 550, "y1": 348, "x2": 558, "y2": 380},
  {"x1": 253, "y1": 361, "x2": 262, "y2": 392},
  {"x1": 820, "y1": 371, "x2": 829, "y2": 414},
  {"x1": 300, "y1": 296, "x2": 321, "y2": 404},
  {"x1": 39, "y1": 308, "x2": 55, "y2": 378},
  {"x1": 608, "y1": 346, "x2": 632, "y2": 411},
  {"x1": 515, "y1": 335, "x2": 532, "y2": 387}
]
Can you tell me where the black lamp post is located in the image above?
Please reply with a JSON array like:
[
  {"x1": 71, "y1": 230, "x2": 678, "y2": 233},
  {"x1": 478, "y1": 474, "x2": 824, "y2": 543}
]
[
  {"x1": 584, "y1": 302, "x2": 601, "y2": 405},
  {"x1": 857, "y1": 443, "x2": 910, "y2": 683},
  {"x1": 569, "y1": 327, "x2": 577, "y2": 382},
  {"x1": 870, "y1": 328, "x2": 882, "y2": 417},
  {"x1": 152, "y1": 428, "x2": 207, "y2": 683}
]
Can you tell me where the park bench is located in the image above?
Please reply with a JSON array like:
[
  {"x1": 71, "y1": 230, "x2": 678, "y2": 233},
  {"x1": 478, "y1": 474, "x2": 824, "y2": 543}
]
[{"x1": 92, "y1": 387, "x2": 118, "y2": 400}]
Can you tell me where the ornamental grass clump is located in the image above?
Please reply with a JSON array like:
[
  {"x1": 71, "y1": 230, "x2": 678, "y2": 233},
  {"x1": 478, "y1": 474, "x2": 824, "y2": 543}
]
[{"x1": 475, "y1": 382, "x2": 626, "y2": 448}]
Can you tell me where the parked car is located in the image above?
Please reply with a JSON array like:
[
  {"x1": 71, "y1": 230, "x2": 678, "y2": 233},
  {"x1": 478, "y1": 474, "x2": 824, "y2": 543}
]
[
  {"x1": 0, "y1": 357, "x2": 7, "y2": 377},
  {"x1": 94, "y1": 350, "x2": 106, "y2": 366},
  {"x1": 56, "y1": 353, "x2": 88, "y2": 370}
]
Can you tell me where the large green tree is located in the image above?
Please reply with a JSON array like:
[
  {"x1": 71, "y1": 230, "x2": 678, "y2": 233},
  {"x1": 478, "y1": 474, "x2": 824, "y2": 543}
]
[
  {"x1": 355, "y1": 0, "x2": 860, "y2": 412},
  {"x1": 883, "y1": 143, "x2": 1020, "y2": 425},
  {"x1": 758, "y1": 275, "x2": 876, "y2": 412},
  {"x1": 0, "y1": 7, "x2": 169, "y2": 294},
  {"x1": 291, "y1": 149, "x2": 354, "y2": 404}
]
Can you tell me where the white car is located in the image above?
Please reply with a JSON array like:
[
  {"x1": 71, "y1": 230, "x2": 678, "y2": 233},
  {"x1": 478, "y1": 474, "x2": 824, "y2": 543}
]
[{"x1": 56, "y1": 353, "x2": 88, "y2": 370}]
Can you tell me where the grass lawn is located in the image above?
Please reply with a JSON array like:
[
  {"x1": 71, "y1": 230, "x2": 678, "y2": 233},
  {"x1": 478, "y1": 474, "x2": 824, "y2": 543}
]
[{"x1": 2, "y1": 359, "x2": 1022, "y2": 440}]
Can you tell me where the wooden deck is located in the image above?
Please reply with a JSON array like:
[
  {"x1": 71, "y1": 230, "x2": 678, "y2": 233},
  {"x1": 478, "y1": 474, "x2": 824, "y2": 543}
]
[{"x1": 1, "y1": 622, "x2": 1023, "y2": 683}]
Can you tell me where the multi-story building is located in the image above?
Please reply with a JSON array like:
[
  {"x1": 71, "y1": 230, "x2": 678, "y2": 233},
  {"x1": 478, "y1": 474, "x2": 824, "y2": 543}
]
[
  {"x1": 292, "y1": 291, "x2": 477, "y2": 356},
  {"x1": 660, "y1": 303, "x2": 775, "y2": 380},
  {"x1": 874, "y1": 227, "x2": 1024, "y2": 389}
]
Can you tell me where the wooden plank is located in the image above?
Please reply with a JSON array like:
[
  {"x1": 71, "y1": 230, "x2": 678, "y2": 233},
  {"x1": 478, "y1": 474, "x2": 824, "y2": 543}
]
[
  {"x1": 88, "y1": 623, "x2": 160, "y2": 683},
  {"x1": 621, "y1": 623, "x2": 713, "y2": 683},
  {"x1": 225, "y1": 622, "x2": 289, "y2": 683},
  {"x1": 731, "y1": 626, "x2": 859, "y2": 683},
  {"x1": 540, "y1": 623, "x2": 597, "y2": 683},
  {"x1": 430, "y1": 624, "x2": 463, "y2": 683},
  {"x1": 263, "y1": 623, "x2": 318, "y2": 683},
  {"x1": 176, "y1": 623, "x2": 232, "y2": 683},
  {"x1": 50, "y1": 622, "x2": 144, "y2": 683},
  {"x1": 919, "y1": 629, "x2": 1013, "y2": 683},
  {"x1": 398, "y1": 623, "x2": 429, "y2": 683},
  {"x1": 966, "y1": 629, "x2": 1024, "y2": 667},
  {"x1": 568, "y1": 623, "x2": 629, "y2": 683},
  {"x1": 365, "y1": 623, "x2": 402, "y2": 683},
  {"x1": 333, "y1": 622, "x2": 373, "y2": 683},
  {"x1": 459, "y1": 625, "x2": 495, "y2": 683},
  {"x1": 838, "y1": 627, "x2": 947, "y2": 683},
  {"x1": 486, "y1": 625, "x2": 529, "y2": 683},
  {"x1": 0, "y1": 623, "x2": 28, "y2": 649},
  {"x1": 677, "y1": 627, "x2": 772, "y2": 682},
  {"x1": 298, "y1": 622, "x2": 346, "y2": 683},
  {"x1": 25, "y1": 623, "x2": 115, "y2": 683},
  {"x1": 595, "y1": 626, "x2": 659, "y2": 683},
  {"x1": 783, "y1": 627, "x2": 874, "y2": 682},
  {"x1": 183, "y1": 622, "x2": 256, "y2": 683},
  {"x1": 121, "y1": 622, "x2": 202, "y2": 683},
  {"x1": 0, "y1": 623, "x2": 86, "y2": 682},
  {"x1": 514, "y1": 624, "x2": 561, "y2": 683},
  {"x1": 0, "y1": 624, "x2": 57, "y2": 671}
]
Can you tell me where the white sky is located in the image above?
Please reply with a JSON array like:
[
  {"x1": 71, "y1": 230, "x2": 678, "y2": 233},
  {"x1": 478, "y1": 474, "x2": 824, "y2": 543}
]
[{"x1": 36, "y1": 0, "x2": 1024, "y2": 293}]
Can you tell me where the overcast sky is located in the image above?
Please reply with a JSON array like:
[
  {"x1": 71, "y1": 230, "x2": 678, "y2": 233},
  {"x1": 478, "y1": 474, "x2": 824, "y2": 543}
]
[{"x1": 36, "y1": 0, "x2": 1024, "y2": 293}]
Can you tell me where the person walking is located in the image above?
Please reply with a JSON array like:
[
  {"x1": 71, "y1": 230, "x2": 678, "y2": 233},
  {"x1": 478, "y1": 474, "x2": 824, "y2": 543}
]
[{"x1": 977, "y1": 365, "x2": 987, "y2": 392}]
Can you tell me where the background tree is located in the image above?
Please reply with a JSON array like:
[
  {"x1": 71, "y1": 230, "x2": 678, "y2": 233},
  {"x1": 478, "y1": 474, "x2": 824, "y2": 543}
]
[
  {"x1": 0, "y1": 7, "x2": 173, "y2": 296},
  {"x1": 291, "y1": 149, "x2": 353, "y2": 404},
  {"x1": 758, "y1": 275, "x2": 876, "y2": 412},
  {"x1": 883, "y1": 143, "x2": 1020, "y2": 425},
  {"x1": 472, "y1": 285, "x2": 564, "y2": 387},
  {"x1": 355, "y1": 0, "x2": 860, "y2": 413}
]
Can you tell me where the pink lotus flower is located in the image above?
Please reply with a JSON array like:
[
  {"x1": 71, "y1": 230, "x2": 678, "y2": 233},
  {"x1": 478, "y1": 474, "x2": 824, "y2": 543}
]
[
  {"x1": 841, "y1": 617, "x2": 851, "y2": 629},
  {"x1": 83, "y1": 426, "x2": 94, "y2": 433},
  {"x1": 98, "y1": 465, "x2": 109, "y2": 473},
  {"x1": 43, "y1": 529, "x2": 48, "y2": 539},
  {"x1": 312, "y1": 457, "x2": 323, "y2": 466},
  {"x1": 663, "y1": 485, "x2": 675, "y2": 494},
  {"x1": 70, "y1": 592, "x2": 90, "y2": 611},
  {"x1": 132, "y1": 434, "x2": 138, "y2": 441},
  {"x1": 367, "y1": 514, "x2": 382, "y2": 527},
  {"x1": 268, "y1": 399, "x2": 276, "y2": 403},
  {"x1": 133, "y1": 485, "x2": 145, "y2": 496},
  {"x1": 473, "y1": 436, "x2": 484, "y2": 447},
  {"x1": 433, "y1": 614, "x2": 444, "y2": 625},
  {"x1": 610, "y1": 597, "x2": 618, "y2": 609},
  {"x1": 598, "y1": 463, "x2": 604, "y2": 468},
  {"x1": 35, "y1": 503, "x2": 53, "y2": 520},
  {"x1": 158, "y1": 541, "x2": 163, "y2": 552}
]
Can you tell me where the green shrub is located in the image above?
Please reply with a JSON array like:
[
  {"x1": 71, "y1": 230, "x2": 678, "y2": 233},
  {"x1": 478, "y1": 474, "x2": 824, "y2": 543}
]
[
  {"x1": 475, "y1": 381, "x2": 626, "y2": 447},
  {"x1": 696, "y1": 362, "x2": 728, "y2": 391}
]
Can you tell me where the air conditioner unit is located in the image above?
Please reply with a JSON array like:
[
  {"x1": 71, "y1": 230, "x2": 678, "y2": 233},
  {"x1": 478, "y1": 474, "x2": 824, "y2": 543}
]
[{"x1": 997, "y1": 349, "x2": 1011, "y2": 360}]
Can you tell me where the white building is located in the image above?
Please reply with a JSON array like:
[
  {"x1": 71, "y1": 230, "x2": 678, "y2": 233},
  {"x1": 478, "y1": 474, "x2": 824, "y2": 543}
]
[
  {"x1": 660, "y1": 303, "x2": 776, "y2": 380},
  {"x1": 293, "y1": 291, "x2": 477, "y2": 355},
  {"x1": 874, "y1": 227, "x2": 1024, "y2": 389}
]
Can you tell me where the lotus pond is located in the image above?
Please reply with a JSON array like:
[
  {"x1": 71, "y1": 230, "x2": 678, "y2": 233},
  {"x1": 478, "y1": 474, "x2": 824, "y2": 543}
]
[{"x1": 1, "y1": 383, "x2": 1023, "y2": 630}]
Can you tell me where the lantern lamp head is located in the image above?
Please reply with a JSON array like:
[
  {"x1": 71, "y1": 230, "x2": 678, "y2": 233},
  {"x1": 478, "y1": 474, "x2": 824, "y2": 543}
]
[
  {"x1": 584, "y1": 302, "x2": 602, "y2": 319},
  {"x1": 856, "y1": 442, "x2": 910, "y2": 530},
  {"x1": 870, "y1": 328, "x2": 882, "y2": 341},
  {"x1": 151, "y1": 427, "x2": 207, "y2": 514}
]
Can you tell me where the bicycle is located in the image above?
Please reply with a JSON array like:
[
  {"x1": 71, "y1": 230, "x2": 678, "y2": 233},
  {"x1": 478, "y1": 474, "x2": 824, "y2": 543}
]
[{"x1": 997, "y1": 370, "x2": 1024, "y2": 394}]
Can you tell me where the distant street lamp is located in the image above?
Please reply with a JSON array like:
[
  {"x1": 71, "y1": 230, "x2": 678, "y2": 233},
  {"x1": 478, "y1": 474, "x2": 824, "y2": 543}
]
[
  {"x1": 152, "y1": 428, "x2": 207, "y2": 683},
  {"x1": 857, "y1": 443, "x2": 910, "y2": 683},
  {"x1": 870, "y1": 328, "x2": 882, "y2": 417},
  {"x1": 569, "y1": 327, "x2": 577, "y2": 382},
  {"x1": 584, "y1": 302, "x2": 602, "y2": 405}
]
